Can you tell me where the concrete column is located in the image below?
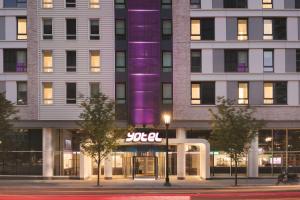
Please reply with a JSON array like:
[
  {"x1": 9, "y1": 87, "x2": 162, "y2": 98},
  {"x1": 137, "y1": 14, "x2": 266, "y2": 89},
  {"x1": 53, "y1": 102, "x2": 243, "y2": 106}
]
[
  {"x1": 43, "y1": 128, "x2": 54, "y2": 178},
  {"x1": 176, "y1": 128, "x2": 186, "y2": 140},
  {"x1": 287, "y1": 17, "x2": 299, "y2": 41},
  {"x1": 80, "y1": 152, "x2": 92, "y2": 180},
  {"x1": 215, "y1": 17, "x2": 226, "y2": 41},
  {"x1": 274, "y1": 49, "x2": 286, "y2": 73},
  {"x1": 177, "y1": 143, "x2": 186, "y2": 180},
  {"x1": 248, "y1": 0, "x2": 261, "y2": 9},
  {"x1": 247, "y1": 136, "x2": 259, "y2": 177},
  {"x1": 288, "y1": 81, "x2": 299, "y2": 106},
  {"x1": 200, "y1": 142, "x2": 210, "y2": 179},
  {"x1": 104, "y1": 154, "x2": 112, "y2": 180}
]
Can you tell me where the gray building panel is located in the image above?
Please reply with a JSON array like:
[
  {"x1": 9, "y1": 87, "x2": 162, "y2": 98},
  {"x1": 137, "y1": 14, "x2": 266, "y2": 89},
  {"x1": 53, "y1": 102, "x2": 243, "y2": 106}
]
[
  {"x1": 213, "y1": 49, "x2": 224, "y2": 72},
  {"x1": 299, "y1": 18, "x2": 300, "y2": 40},
  {"x1": 0, "y1": 81, "x2": 5, "y2": 94},
  {"x1": 212, "y1": 0, "x2": 223, "y2": 8},
  {"x1": 226, "y1": 17, "x2": 237, "y2": 41},
  {"x1": 0, "y1": 17, "x2": 5, "y2": 40},
  {"x1": 249, "y1": 81, "x2": 264, "y2": 105},
  {"x1": 249, "y1": 17, "x2": 263, "y2": 40},
  {"x1": 284, "y1": 0, "x2": 295, "y2": 8},
  {"x1": 227, "y1": 81, "x2": 238, "y2": 103},
  {"x1": 285, "y1": 49, "x2": 297, "y2": 72}
]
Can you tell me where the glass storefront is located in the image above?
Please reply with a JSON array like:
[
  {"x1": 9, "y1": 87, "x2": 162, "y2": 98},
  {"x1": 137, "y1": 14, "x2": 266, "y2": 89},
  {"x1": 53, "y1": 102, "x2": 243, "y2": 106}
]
[{"x1": 186, "y1": 145, "x2": 200, "y2": 175}]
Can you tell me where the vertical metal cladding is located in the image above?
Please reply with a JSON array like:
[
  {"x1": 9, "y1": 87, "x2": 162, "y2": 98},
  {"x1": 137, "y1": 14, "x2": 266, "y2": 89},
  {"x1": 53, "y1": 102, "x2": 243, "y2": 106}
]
[{"x1": 128, "y1": 0, "x2": 161, "y2": 125}]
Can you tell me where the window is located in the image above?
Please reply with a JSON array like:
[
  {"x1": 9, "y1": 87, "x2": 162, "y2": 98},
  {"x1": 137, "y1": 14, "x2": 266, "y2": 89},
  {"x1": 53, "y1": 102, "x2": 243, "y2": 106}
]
[
  {"x1": 43, "y1": 18, "x2": 52, "y2": 39},
  {"x1": 66, "y1": 51, "x2": 76, "y2": 72},
  {"x1": 66, "y1": 83, "x2": 76, "y2": 104},
  {"x1": 191, "y1": 50, "x2": 201, "y2": 72},
  {"x1": 3, "y1": 49, "x2": 27, "y2": 72},
  {"x1": 225, "y1": 50, "x2": 248, "y2": 72},
  {"x1": 264, "y1": 82, "x2": 287, "y2": 105},
  {"x1": 66, "y1": 0, "x2": 76, "y2": 7},
  {"x1": 191, "y1": 82, "x2": 215, "y2": 105},
  {"x1": 43, "y1": 50, "x2": 53, "y2": 72},
  {"x1": 42, "y1": 0, "x2": 52, "y2": 8},
  {"x1": 264, "y1": 18, "x2": 286, "y2": 40},
  {"x1": 90, "y1": 50, "x2": 100, "y2": 72},
  {"x1": 224, "y1": 0, "x2": 247, "y2": 8},
  {"x1": 90, "y1": 0, "x2": 100, "y2": 8},
  {"x1": 115, "y1": 0, "x2": 126, "y2": 9},
  {"x1": 43, "y1": 83, "x2": 53, "y2": 105},
  {"x1": 190, "y1": 18, "x2": 214, "y2": 40},
  {"x1": 17, "y1": 17, "x2": 27, "y2": 40},
  {"x1": 162, "y1": 0, "x2": 172, "y2": 9},
  {"x1": 297, "y1": 50, "x2": 300, "y2": 72},
  {"x1": 190, "y1": 0, "x2": 201, "y2": 8},
  {"x1": 162, "y1": 20, "x2": 172, "y2": 40},
  {"x1": 263, "y1": 50, "x2": 273, "y2": 72},
  {"x1": 263, "y1": 19, "x2": 273, "y2": 40},
  {"x1": 162, "y1": 83, "x2": 172, "y2": 104},
  {"x1": 66, "y1": 19, "x2": 76, "y2": 40},
  {"x1": 237, "y1": 19, "x2": 248, "y2": 40},
  {"x1": 90, "y1": 83, "x2": 100, "y2": 97},
  {"x1": 90, "y1": 19, "x2": 100, "y2": 40},
  {"x1": 116, "y1": 83, "x2": 126, "y2": 104},
  {"x1": 262, "y1": 0, "x2": 272, "y2": 9},
  {"x1": 17, "y1": 81, "x2": 27, "y2": 105},
  {"x1": 115, "y1": 19, "x2": 126, "y2": 40},
  {"x1": 116, "y1": 51, "x2": 126, "y2": 72},
  {"x1": 296, "y1": 0, "x2": 300, "y2": 8},
  {"x1": 4, "y1": 0, "x2": 27, "y2": 8},
  {"x1": 162, "y1": 51, "x2": 172, "y2": 72},
  {"x1": 238, "y1": 82, "x2": 249, "y2": 105}
]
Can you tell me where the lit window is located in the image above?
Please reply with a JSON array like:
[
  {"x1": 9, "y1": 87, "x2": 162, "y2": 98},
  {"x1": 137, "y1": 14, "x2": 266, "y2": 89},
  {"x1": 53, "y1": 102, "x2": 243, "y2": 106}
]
[
  {"x1": 262, "y1": 0, "x2": 272, "y2": 9},
  {"x1": 43, "y1": 82, "x2": 53, "y2": 105},
  {"x1": 43, "y1": 18, "x2": 53, "y2": 40},
  {"x1": 90, "y1": 0, "x2": 100, "y2": 8},
  {"x1": 263, "y1": 19, "x2": 273, "y2": 40},
  {"x1": 237, "y1": 19, "x2": 248, "y2": 40},
  {"x1": 90, "y1": 19, "x2": 100, "y2": 40},
  {"x1": 90, "y1": 82, "x2": 100, "y2": 97},
  {"x1": 264, "y1": 83, "x2": 273, "y2": 104},
  {"x1": 191, "y1": 82, "x2": 215, "y2": 105},
  {"x1": 191, "y1": 19, "x2": 200, "y2": 40},
  {"x1": 162, "y1": 83, "x2": 172, "y2": 104},
  {"x1": 17, "y1": 81, "x2": 27, "y2": 105},
  {"x1": 191, "y1": 83, "x2": 201, "y2": 104},
  {"x1": 116, "y1": 51, "x2": 126, "y2": 72},
  {"x1": 42, "y1": 0, "x2": 53, "y2": 8},
  {"x1": 90, "y1": 50, "x2": 100, "y2": 72},
  {"x1": 43, "y1": 50, "x2": 53, "y2": 72},
  {"x1": 17, "y1": 17, "x2": 27, "y2": 40},
  {"x1": 116, "y1": 83, "x2": 126, "y2": 104},
  {"x1": 162, "y1": 51, "x2": 172, "y2": 72},
  {"x1": 238, "y1": 82, "x2": 248, "y2": 105},
  {"x1": 263, "y1": 50, "x2": 274, "y2": 72}
]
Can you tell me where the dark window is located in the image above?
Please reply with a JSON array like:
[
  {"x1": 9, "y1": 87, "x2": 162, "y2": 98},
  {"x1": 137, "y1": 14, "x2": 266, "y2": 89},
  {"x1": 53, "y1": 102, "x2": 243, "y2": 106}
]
[
  {"x1": 296, "y1": 0, "x2": 300, "y2": 8},
  {"x1": 4, "y1": 0, "x2": 27, "y2": 8},
  {"x1": 115, "y1": 0, "x2": 126, "y2": 9},
  {"x1": 162, "y1": 20, "x2": 172, "y2": 40},
  {"x1": 264, "y1": 82, "x2": 287, "y2": 105},
  {"x1": 161, "y1": 0, "x2": 172, "y2": 9},
  {"x1": 191, "y1": 18, "x2": 215, "y2": 40},
  {"x1": 116, "y1": 51, "x2": 126, "y2": 72},
  {"x1": 273, "y1": 18, "x2": 286, "y2": 40},
  {"x1": 66, "y1": 0, "x2": 76, "y2": 7},
  {"x1": 90, "y1": 83, "x2": 100, "y2": 97},
  {"x1": 90, "y1": 19, "x2": 100, "y2": 40},
  {"x1": 191, "y1": 50, "x2": 201, "y2": 72},
  {"x1": 191, "y1": 82, "x2": 215, "y2": 105},
  {"x1": 115, "y1": 19, "x2": 126, "y2": 40},
  {"x1": 66, "y1": 51, "x2": 76, "y2": 72},
  {"x1": 263, "y1": 49, "x2": 274, "y2": 72},
  {"x1": 43, "y1": 18, "x2": 52, "y2": 39},
  {"x1": 190, "y1": 0, "x2": 201, "y2": 8},
  {"x1": 116, "y1": 83, "x2": 126, "y2": 104},
  {"x1": 3, "y1": 49, "x2": 27, "y2": 72},
  {"x1": 186, "y1": 130, "x2": 211, "y2": 139},
  {"x1": 17, "y1": 81, "x2": 27, "y2": 105},
  {"x1": 296, "y1": 50, "x2": 300, "y2": 72},
  {"x1": 162, "y1": 83, "x2": 172, "y2": 104},
  {"x1": 66, "y1": 19, "x2": 76, "y2": 40},
  {"x1": 66, "y1": 83, "x2": 76, "y2": 104},
  {"x1": 224, "y1": 0, "x2": 247, "y2": 8},
  {"x1": 162, "y1": 51, "x2": 172, "y2": 72},
  {"x1": 224, "y1": 50, "x2": 248, "y2": 72}
]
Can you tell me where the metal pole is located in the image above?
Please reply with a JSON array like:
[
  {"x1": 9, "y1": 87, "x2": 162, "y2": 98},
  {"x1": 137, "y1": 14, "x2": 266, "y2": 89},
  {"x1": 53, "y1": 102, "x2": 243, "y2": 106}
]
[{"x1": 164, "y1": 124, "x2": 171, "y2": 186}]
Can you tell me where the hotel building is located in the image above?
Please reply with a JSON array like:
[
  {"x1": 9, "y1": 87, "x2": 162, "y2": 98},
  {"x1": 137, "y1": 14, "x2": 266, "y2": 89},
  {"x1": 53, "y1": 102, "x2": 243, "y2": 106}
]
[{"x1": 0, "y1": 0, "x2": 300, "y2": 180}]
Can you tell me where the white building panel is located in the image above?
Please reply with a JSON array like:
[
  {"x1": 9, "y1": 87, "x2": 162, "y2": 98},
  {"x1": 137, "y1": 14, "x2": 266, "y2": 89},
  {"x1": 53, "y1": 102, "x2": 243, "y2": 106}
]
[
  {"x1": 202, "y1": 49, "x2": 213, "y2": 73},
  {"x1": 274, "y1": 49, "x2": 286, "y2": 73}
]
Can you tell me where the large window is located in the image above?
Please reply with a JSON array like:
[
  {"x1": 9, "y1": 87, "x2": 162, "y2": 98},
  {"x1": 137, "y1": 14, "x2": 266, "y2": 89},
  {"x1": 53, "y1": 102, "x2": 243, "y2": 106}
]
[
  {"x1": 238, "y1": 82, "x2": 249, "y2": 105},
  {"x1": 262, "y1": 0, "x2": 272, "y2": 9},
  {"x1": 263, "y1": 18, "x2": 286, "y2": 40},
  {"x1": 191, "y1": 18, "x2": 214, "y2": 40},
  {"x1": 116, "y1": 51, "x2": 126, "y2": 72},
  {"x1": 263, "y1": 19, "x2": 273, "y2": 40},
  {"x1": 237, "y1": 18, "x2": 248, "y2": 40},
  {"x1": 90, "y1": 19, "x2": 100, "y2": 40},
  {"x1": 116, "y1": 83, "x2": 126, "y2": 104},
  {"x1": 90, "y1": 0, "x2": 100, "y2": 8},
  {"x1": 3, "y1": 49, "x2": 27, "y2": 72},
  {"x1": 42, "y1": 0, "x2": 52, "y2": 8},
  {"x1": 115, "y1": 19, "x2": 126, "y2": 40},
  {"x1": 17, "y1": 81, "x2": 27, "y2": 105},
  {"x1": 90, "y1": 50, "x2": 100, "y2": 72},
  {"x1": 190, "y1": 0, "x2": 201, "y2": 8},
  {"x1": 43, "y1": 18, "x2": 53, "y2": 40},
  {"x1": 224, "y1": 0, "x2": 247, "y2": 8},
  {"x1": 263, "y1": 50, "x2": 274, "y2": 72},
  {"x1": 191, "y1": 82, "x2": 215, "y2": 105},
  {"x1": 191, "y1": 50, "x2": 201, "y2": 72},
  {"x1": 115, "y1": 0, "x2": 126, "y2": 9},
  {"x1": 43, "y1": 82, "x2": 53, "y2": 105},
  {"x1": 66, "y1": 83, "x2": 76, "y2": 104},
  {"x1": 162, "y1": 0, "x2": 172, "y2": 9},
  {"x1": 4, "y1": 0, "x2": 27, "y2": 8},
  {"x1": 224, "y1": 50, "x2": 248, "y2": 72},
  {"x1": 17, "y1": 17, "x2": 27, "y2": 40},
  {"x1": 66, "y1": 51, "x2": 76, "y2": 72},
  {"x1": 66, "y1": 19, "x2": 76, "y2": 40},
  {"x1": 162, "y1": 83, "x2": 172, "y2": 104},
  {"x1": 264, "y1": 82, "x2": 287, "y2": 105},
  {"x1": 296, "y1": 0, "x2": 300, "y2": 8},
  {"x1": 162, "y1": 51, "x2": 172, "y2": 72},
  {"x1": 90, "y1": 82, "x2": 100, "y2": 97},
  {"x1": 297, "y1": 50, "x2": 300, "y2": 72},
  {"x1": 162, "y1": 20, "x2": 172, "y2": 40},
  {"x1": 42, "y1": 50, "x2": 53, "y2": 72},
  {"x1": 66, "y1": 0, "x2": 76, "y2": 8}
]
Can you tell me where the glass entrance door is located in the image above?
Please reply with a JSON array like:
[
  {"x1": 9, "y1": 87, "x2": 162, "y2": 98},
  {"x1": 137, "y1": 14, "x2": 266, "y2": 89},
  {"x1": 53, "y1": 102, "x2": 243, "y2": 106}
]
[{"x1": 133, "y1": 156, "x2": 158, "y2": 179}]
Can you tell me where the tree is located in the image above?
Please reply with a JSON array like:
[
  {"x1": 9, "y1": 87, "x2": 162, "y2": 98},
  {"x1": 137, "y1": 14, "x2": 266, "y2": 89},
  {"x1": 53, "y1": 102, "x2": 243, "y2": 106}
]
[
  {"x1": 209, "y1": 97, "x2": 264, "y2": 186},
  {"x1": 78, "y1": 92, "x2": 125, "y2": 186}
]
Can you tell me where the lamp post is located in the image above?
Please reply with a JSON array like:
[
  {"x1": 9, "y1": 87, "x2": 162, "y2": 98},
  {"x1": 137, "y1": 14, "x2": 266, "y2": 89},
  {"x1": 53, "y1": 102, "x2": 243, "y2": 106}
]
[{"x1": 163, "y1": 113, "x2": 171, "y2": 186}]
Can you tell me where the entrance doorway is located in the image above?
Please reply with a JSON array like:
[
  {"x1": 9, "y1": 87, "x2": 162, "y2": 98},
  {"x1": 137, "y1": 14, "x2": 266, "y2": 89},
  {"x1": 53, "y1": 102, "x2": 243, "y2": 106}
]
[{"x1": 133, "y1": 156, "x2": 158, "y2": 179}]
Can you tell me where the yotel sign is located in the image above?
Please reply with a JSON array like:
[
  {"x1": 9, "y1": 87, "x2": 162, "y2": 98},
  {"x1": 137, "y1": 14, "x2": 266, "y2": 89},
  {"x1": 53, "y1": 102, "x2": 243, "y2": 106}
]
[{"x1": 125, "y1": 132, "x2": 162, "y2": 143}]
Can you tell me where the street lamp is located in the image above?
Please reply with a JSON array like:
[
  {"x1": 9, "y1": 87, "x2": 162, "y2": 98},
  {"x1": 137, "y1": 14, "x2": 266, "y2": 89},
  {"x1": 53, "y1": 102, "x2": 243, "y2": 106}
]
[{"x1": 163, "y1": 113, "x2": 171, "y2": 186}]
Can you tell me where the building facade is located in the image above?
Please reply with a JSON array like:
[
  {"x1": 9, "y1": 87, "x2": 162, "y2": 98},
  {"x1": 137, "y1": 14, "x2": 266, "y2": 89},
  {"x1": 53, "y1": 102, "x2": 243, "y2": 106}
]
[{"x1": 0, "y1": 0, "x2": 300, "y2": 180}]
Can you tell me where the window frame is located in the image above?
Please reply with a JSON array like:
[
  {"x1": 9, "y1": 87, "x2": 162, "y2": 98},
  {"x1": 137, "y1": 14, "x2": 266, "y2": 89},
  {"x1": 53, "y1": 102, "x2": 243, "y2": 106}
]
[
  {"x1": 190, "y1": 18, "x2": 201, "y2": 40},
  {"x1": 89, "y1": 82, "x2": 100, "y2": 98},
  {"x1": 17, "y1": 81, "x2": 27, "y2": 105},
  {"x1": 161, "y1": 0, "x2": 172, "y2": 9},
  {"x1": 17, "y1": 17, "x2": 27, "y2": 40},
  {"x1": 224, "y1": 49, "x2": 249, "y2": 72},
  {"x1": 190, "y1": 0, "x2": 201, "y2": 8},
  {"x1": 162, "y1": 19, "x2": 172, "y2": 40},
  {"x1": 262, "y1": 0, "x2": 273, "y2": 9},
  {"x1": 42, "y1": 0, "x2": 53, "y2": 8},
  {"x1": 116, "y1": 83, "x2": 126, "y2": 104},
  {"x1": 162, "y1": 51, "x2": 172, "y2": 72},
  {"x1": 115, "y1": 0, "x2": 126, "y2": 9},
  {"x1": 263, "y1": 49, "x2": 274, "y2": 72},
  {"x1": 115, "y1": 51, "x2": 126, "y2": 72},
  {"x1": 237, "y1": 18, "x2": 248, "y2": 41},
  {"x1": 191, "y1": 49, "x2": 202, "y2": 73},
  {"x1": 90, "y1": 50, "x2": 101, "y2": 72},
  {"x1": 224, "y1": 0, "x2": 248, "y2": 8},
  {"x1": 66, "y1": 50, "x2": 77, "y2": 72},
  {"x1": 3, "y1": 49, "x2": 27, "y2": 73},
  {"x1": 296, "y1": 49, "x2": 300, "y2": 72},
  {"x1": 264, "y1": 82, "x2": 287, "y2": 105},
  {"x1": 115, "y1": 19, "x2": 126, "y2": 40},
  {"x1": 238, "y1": 82, "x2": 249, "y2": 105},
  {"x1": 89, "y1": 19, "x2": 100, "y2": 40},
  {"x1": 66, "y1": 82, "x2": 77, "y2": 104},
  {"x1": 66, "y1": 18, "x2": 77, "y2": 40},
  {"x1": 42, "y1": 82, "x2": 53, "y2": 105},
  {"x1": 89, "y1": 0, "x2": 100, "y2": 8},
  {"x1": 162, "y1": 82, "x2": 173, "y2": 104},
  {"x1": 42, "y1": 18, "x2": 53, "y2": 40},
  {"x1": 263, "y1": 18, "x2": 273, "y2": 40},
  {"x1": 65, "y1": 0, "x2": 76, "y2": 8},
  {"x1": 42, "y1": 50, "x2": 53, "y2": 73},
  {"x1": 191, "y1": 82, "x2": 215, "y2": 105}
]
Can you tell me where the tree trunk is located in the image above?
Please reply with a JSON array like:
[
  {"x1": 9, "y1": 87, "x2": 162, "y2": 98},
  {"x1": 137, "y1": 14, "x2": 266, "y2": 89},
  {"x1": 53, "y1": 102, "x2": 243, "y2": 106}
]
[
  {"x1": 234, "y1": 156, "x2": 238, "y2": 186},
  {"x1": 97, "y1": 159, "x2": 100, "y2": 186}
]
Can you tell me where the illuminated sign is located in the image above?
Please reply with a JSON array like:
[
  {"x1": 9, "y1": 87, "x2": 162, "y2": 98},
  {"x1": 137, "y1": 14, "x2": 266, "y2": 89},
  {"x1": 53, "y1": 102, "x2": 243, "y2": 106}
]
[{"x1": 125, "y1": 132, "x2": 162, "y2": 143}]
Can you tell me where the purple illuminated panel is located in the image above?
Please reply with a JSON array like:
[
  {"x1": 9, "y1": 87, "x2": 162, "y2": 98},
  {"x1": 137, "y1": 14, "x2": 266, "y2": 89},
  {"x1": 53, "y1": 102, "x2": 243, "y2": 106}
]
[{"x1": 128, "y1": 0, "x2": 161, "y2": 125}]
